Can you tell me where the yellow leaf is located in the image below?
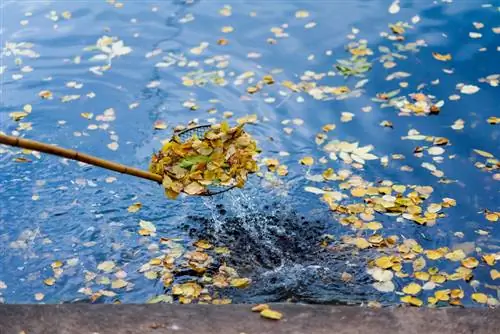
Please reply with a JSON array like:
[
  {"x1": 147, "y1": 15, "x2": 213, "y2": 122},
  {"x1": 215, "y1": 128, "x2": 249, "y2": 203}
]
[
  {"x1": 461, "y1": 257, "x2": 479, "y2": 269},
  {"x1": 127, "y1": 202, "x2": 142, "y2": 213},
  {"x1": 431, "y1": 274, "x2": 446, "y2": 284},
  {"x1": 9, "y1": 111, "x2": 29, "y2": 121},
  {"x1": 300, "y1": 156, "x2": 314, "y2": 166},
  {"x1": 154, "y1": 120, "x2": 167, "y2": 130},
  {"x1": 260, "y1": 309, "x2": 283, "y2": 320},
  {"x1": 355, "y1": 238, "x2": 371, "y2": 249},
  {"x1": 451, "y1": 289, "x2": 464, "y2": 299},
  {"x1": 230, "y1": 278, "x2": 251, "y2": 288},
  {"x1": 80, "y1": 112, "x2": 93, "y2": 119},
  {"x1": 491, "y1": 270, "x2": 500, "y2": 280},
  {"x1": 412, "y1": 257, "x2": 426, "y2": 271},
  {"x1": 44, "y1": 278, "x2": 56, "y2": 286},
  {"x1": 434, "y1": 289, "x2": 450, "y2": 301},
  {"x1": 51, "y1": 260, "x2": 63, "y2": 269},
  {"x1": 39, "y1": 90, "x2": 53, "y2": 99},
  {"x1": 473, "y1": 149, "x2": 494, "y2": 158},
  {"x1": 402, "y1": 282, "x2": 422, "y2": 295},
  {"x1": 364, "y1": 222, "x2": 383, "y2": 231},
  {"x1": 184, "y1": 182, "x2": 205, "y2": 195},
  {"x1": 485, "y1": 213, "x2": 499, "y2": 222},
  {"x1": 111, "y1": 279, "x2": 128, "y2": 289},
  {"x1": 194, "y1": 240, "x2": 212, "y2": 249},
  {"x1": 144, "y1": 271, "x2": 158, "y2": 280},
  {"x1": 149, "y1": 258, "x2": 162, "y2": 266},
  {"x1": 350, "y1": 187, "x2": 367, "y2": 197},
  {"x1": 425, "y1": 249, "x2": 444, "y2": 260},
  {"x1": 295, "y1": 10, "x2": 309, "y2": 18},
  {"x1": 471, "y1": 293, "x2": 488, "y2": 304},
  {"x1": 97, "y1": 261, "x2": 115, "y2": 273},
  {"x1": 432, "y1": 52, "x2": 452, "y2": 61},
  {"x1": 34, "y1": 293, "x2": 45, "y2": 301},
  {"x1": 445, "y1": 249, "x2": 466, "y2": 261},
  {"x1": 375, "y1": 256, "x2": 393, "y2": 269},
  {"x1": 400, "y1": 295, "x2": 423, "y2": 307},
  {"x1": 322, "y1": 124, "x2": 336, "y2": 132},
  {"x1": 251, "y1": 304, "x2": 269, "y2": 312},
  {"x1": 414, "y1": 271, "x2": 430, "y2": 281},
  {"x1": 487, "y1": 116, "x2": 500, "y2": 124}
]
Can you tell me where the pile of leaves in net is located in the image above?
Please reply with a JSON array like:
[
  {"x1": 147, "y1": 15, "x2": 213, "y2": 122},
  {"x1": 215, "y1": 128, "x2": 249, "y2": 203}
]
[{"x1": 149, "y1": 122, "x2": 259, "y2": 199}]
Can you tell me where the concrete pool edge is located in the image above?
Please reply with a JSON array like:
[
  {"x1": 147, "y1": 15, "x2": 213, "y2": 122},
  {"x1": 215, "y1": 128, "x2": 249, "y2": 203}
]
[{"x1": 0, "y1": 304, "x2": 498, "y2": 334}]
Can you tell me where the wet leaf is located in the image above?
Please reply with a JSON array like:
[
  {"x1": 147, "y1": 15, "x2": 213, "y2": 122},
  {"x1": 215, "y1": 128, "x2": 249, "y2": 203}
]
[
  {"x1": 473, "y1": 149, "x2": 494, "y2": 158},
  {"x1": 260, "y1": 309, "x2": 283, "y2": 320},
  {"x1": 252, "y1": 304, "x2": 269, "y2": 312},
  {"x1": 139, "y1": 220, "x2": 156, "y2": 234},
  {"x1": 39, "y1": 90, "x2": 53, "y2": 99},
  {"x1": 445, "y1": 249, "x2": 466, "y2": 261},
  {"x1": 111, "y1": 279, "x2": 128, "y2": 289},
  {"x1": 34, "y1": 293, "x2": 45, "y2": 301},
  {"x1": 460, "y1": 85, "x2": 480, "y2": 95},
  {"x1": 388, "y1": 1, "x2": 400, "y2": 14},
  {"x1": 44, "y1": 278, "x2": 56, "y2": 286},
  {"x1": 451, "y1": 119, "x2": 465, "y2": 130},
  {"x1": 400, "y1": 296, "x2": 423, "y2": 307},
  {"x1": 402, "y1": 283, "x2": 422, "y2": 295},
  {"x1": 472, "y1": 293, "x2": 488, "y2": 304},
  {"x1": 154, "y1": 121, "x2": 167, "y2": 130},
  {"x1": 482, "y1": 254, "x2": 496, "y2": 266},
  {"x1": 432, "y1": 52, "x2": 452, "y2": 61},
  {"x1": 300, "y1": 157, "x2": 314, "y2": 166},
  {"x1": 230, "y1": 278, "x2": 251, "y2": 288},
  {"x1": 461, "y1": 257, "x2": 479, "y2": 269},
  {"x1": 97, "y1": 261, "x2": 115, "y2": 273},
  {"x1": 491, "y1": 270, "x2": 500, "y2": 280},
  {"x1": 127, "y1": 202, "x2": 142, "y2": 213},
  {"x1": 373, "y1": 281, "x2": 395, "y2": 292}
]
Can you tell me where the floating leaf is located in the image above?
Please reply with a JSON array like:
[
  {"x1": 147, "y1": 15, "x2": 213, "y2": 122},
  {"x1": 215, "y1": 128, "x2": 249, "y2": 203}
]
[
  {"x1": 295, "y1": 10, "x2": 309, "y2": 19},
  {"x1": 432, "y1": 52, "x2": 452, "y2": 61},
  {"x1": 373, "y1": 281, "x2": 395, "y2": 292},
  {"x1": 451, "y1": 119, "x2": 465, "y2": 130},
  {"x1": 388, "y1": 0, "x2": 400, "y2": 14},
  {"x1": 482, "y1": 254, "x2": 496, "y2": 266},
  {"x1": 460, "y1": 85, "x2": 480, "y2": 95},
  {"x1": 97, "y1": 261, "x2": 115, "y2": 272},
  {"x1": 400, "y1": 296, "x2": 423, "y2": 307},
  {"x1": 491, "y1": 270, "x2": 500, "y2": 280},
  {"x1": 402, "y1": 283, "x2": 422, "y2": 295},
  {"x1": 300, "y1": 157, "x2": 314, "y2": 166},
  {"x1": 472, "y1": 293, "x2": 488, "y2": 304},
  {"x1": 445, "y1": 249, "x2": 466, "y2": 261},
  {"x1": 154, "y1": 121, "x2": 167, "y2": 130},
  {"x1": 139, "y1": 220, "x2": 156, "y2": 234},
  {"x1": 44, "y1": 278, "x2": 56, "y2": 286},
  {"x1": 473, "y1": 149, "x2": 494, "y2": 158},
  {"x1": 127, "y1": 202, "x2": 142, "y2": 213},
  {"x1": 34, "y1": 293, "x2": 45, "y2": 301},
  {"x1": 230, "y1": 278, "x2": 251, "y2": 288},
  {"x1": 461, "y1": 257, "x2": 479, "y2": 269},
  {"x1": 111, "y1": 279, "x2": 128, "y2": 289}
]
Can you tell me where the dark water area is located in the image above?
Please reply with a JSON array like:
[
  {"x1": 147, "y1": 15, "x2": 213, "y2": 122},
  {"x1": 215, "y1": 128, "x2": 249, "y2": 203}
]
[{"x1": 0, "y1": 0, "x2": 499, "y2": 307}]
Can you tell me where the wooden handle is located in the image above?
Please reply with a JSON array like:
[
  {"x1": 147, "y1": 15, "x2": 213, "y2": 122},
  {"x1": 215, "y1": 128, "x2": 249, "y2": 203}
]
[{"x1": 0, "y1": 133, "x2": 163, "y2": 184}]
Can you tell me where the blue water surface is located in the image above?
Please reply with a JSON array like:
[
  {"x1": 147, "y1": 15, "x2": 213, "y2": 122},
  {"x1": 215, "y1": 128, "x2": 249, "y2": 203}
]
[{"x1": 0, "y1": 0, "x2": 499, "y2": 306}]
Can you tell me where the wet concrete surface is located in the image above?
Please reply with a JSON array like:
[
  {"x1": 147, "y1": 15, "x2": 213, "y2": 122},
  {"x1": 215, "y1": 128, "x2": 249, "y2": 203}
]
[{"x1": 0, "y1": 304, "x2": 498, "y2": 334}]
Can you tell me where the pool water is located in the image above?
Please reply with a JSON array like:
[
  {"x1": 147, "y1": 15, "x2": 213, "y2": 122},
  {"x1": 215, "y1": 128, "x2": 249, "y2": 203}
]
[{"x1": 0, "y1": 0, "x2": 499, "y2": 307}]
